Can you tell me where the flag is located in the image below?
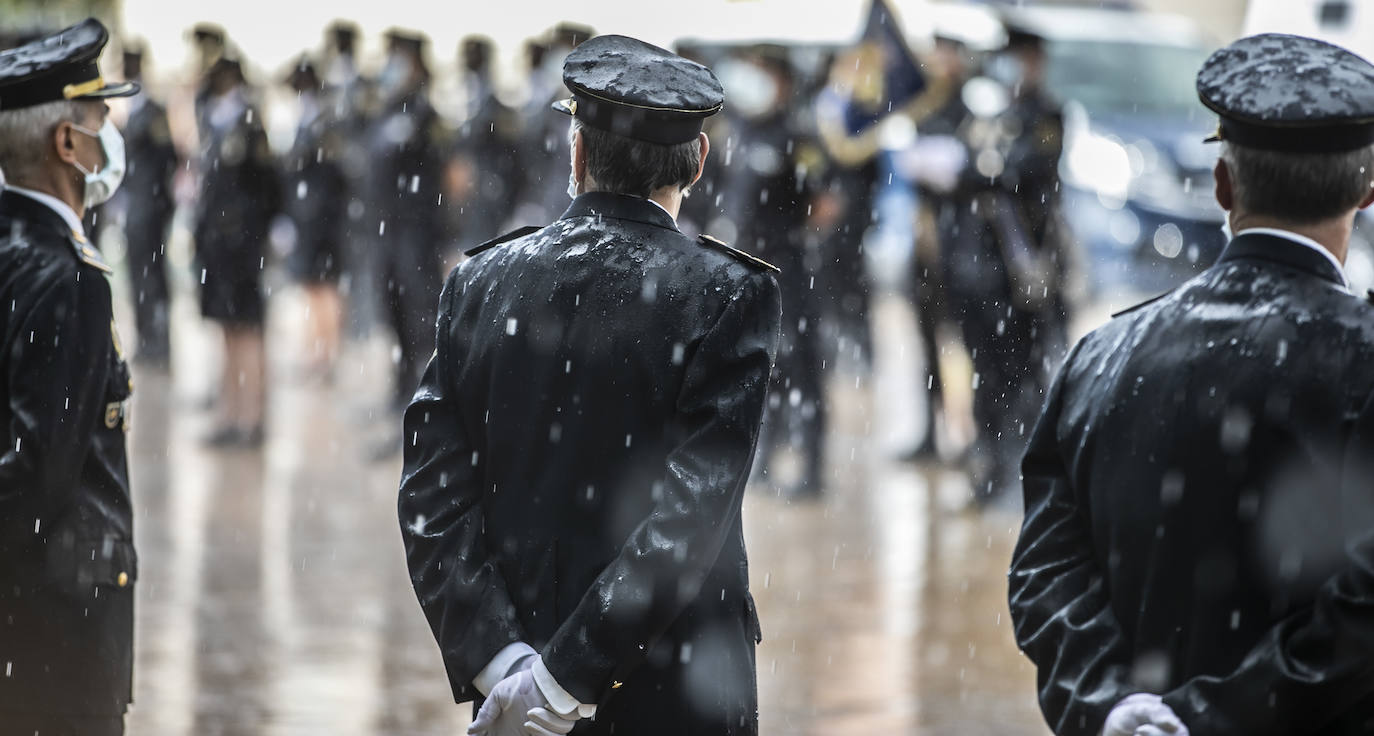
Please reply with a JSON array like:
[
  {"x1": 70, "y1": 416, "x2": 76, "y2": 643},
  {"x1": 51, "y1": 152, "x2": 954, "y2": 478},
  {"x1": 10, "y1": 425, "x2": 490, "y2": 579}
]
[{"x1": 843, "y1": 0, "x2": 926, "y2": 134}]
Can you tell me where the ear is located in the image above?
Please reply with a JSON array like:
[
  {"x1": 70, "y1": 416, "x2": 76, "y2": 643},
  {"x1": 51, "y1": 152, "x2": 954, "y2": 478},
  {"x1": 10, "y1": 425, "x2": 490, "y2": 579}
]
[
  {"x1": 1213, "y1": 157, "x2": 1234, "y2": 212},
  {"x1": 572, "y1": 129, "x2": 587, "y2": 186},
  {"x1": 691, "y1": 132, "x2": 710, "y2": 187},
  {"x1": 1359, "y1": 183, "x2": 1374, "y2": 210},
  {"x1": 52, "y1": 120, "x2": 81, "y2": 166}
]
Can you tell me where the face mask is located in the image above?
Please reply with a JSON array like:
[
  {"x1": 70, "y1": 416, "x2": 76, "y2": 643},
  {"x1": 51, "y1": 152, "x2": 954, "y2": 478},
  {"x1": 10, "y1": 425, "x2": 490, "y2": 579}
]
[
  {"x1": 716, "y1": 60, "x2": 779, "y2": 120},
  {"x1": 378, "y1": 54, "x2": 410, "y2": 98},
  {"x1": 986, "y1": 54, "x2": 1025, "y2": 90},
  {"x1": 567, "y1": 169, "x2": 580, "y2": 200},
  {"x1": 1220, "y1": 217, "x2": 1234, "y2": 241},
  {"x1": 70, "y1": 119, "x2": 126, "y2": 207}
]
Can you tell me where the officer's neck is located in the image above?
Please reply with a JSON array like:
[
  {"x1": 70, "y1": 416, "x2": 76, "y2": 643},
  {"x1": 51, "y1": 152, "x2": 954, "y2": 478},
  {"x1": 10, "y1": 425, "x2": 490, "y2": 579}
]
[
  {"x1": 8, "y1": 169, "x2": 85, "y2": 220},
  {"x1": 647, "y1": 186, "x2": 683, "y2": 221},
  {"x1": 1230, "y1": 211, "x2": 1352, "y2": 265}
]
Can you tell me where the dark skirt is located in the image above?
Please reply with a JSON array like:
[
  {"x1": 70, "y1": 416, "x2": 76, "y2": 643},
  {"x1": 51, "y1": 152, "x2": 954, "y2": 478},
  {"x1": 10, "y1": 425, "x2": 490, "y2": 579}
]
[{"x1": 198, "y1": 256, "x2": 264, "y2": 326}]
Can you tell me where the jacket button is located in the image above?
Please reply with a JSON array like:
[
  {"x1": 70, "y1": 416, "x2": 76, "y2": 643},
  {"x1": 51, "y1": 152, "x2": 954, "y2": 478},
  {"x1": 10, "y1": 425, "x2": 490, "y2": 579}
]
[{"x1": 117, "y1": 572, "x2": 128, "y2": 588}]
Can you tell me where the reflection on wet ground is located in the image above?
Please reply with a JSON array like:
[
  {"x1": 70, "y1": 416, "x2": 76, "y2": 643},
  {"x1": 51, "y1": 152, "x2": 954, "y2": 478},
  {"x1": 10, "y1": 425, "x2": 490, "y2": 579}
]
[{"x1": 122, "y1": 290, "x2": 1048, "y2": 735}]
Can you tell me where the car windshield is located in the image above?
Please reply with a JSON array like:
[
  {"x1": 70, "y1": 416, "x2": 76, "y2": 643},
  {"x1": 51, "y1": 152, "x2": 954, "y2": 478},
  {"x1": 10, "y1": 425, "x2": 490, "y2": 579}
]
[{"x1": 1047, "y1": 40, "x2": 1211, "y2": 117}]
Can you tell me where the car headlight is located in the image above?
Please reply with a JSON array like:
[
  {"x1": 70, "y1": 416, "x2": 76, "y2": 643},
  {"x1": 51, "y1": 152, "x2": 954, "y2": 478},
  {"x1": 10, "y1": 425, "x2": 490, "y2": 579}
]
[{"x1": 1064, "y1": 132, "x2": 1131, "y2": 208}]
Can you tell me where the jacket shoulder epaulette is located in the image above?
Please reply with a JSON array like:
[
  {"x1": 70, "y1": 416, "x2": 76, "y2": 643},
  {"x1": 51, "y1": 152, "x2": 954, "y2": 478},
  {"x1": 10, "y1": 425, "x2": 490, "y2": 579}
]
[
  {"x1": 70, "y1": 231, "x2": 112, "y2": 273},
  {"x1": 697, "y1": 234, "x2": 780, "y2": 274},
  {"x1": 1111, "y1": 289, "x2": 1173, "y2": 319},
  {"x1": 464, "y1": 225, "x2": 541, "y2": 258}
]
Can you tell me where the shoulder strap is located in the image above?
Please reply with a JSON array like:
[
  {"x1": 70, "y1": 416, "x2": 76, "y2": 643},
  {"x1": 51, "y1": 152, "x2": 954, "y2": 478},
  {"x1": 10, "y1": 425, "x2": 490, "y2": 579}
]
[
  {"x1": 69, "y1": 230, "x2": 112, "y2": 274},
  {"x1": 698, "y1": 234, "x2": 780, "y2": 274},
  {"x1": 464, "y1": 225, "x2": 541, "y2": 258},
  {"x1": 1110, "y1": 289, "x2": 1171, "y2": 319}
]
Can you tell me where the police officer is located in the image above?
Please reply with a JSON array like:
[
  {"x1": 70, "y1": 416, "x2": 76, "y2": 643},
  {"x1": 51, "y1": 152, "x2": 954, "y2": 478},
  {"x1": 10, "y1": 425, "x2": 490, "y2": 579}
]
[
  {"x1": 283, "y1": 57, "x2": 349, "y2": 379},
  {"x1": 511, "y1": 23, "x2": 593, "y2": 227},
  {"x1": 367, "y1": 29, "x2": 447, "y2": 416},
  {"x1": 400, "y1": 35, "x2": 779, "y2": 736},
  {"x1": 947, "y1": 25, "x2": 1069, "y2": 505},
  {"x1": 195, "y1": 56, "x2": 280, "y2": 446},
  {"x1": 716, "y1": 45, "x2": 829, "y2": 497},
  {"x1": 1010, "y1": 34, "x2": 1374, "y2": 736},
  {"x1": 111, "y1": 43, "x2": 177, "y2": 369},
  {"x1": 0, "y1": 19, "x2": 139, "y2": 735},
  {"x1": 445, "y1": 36, "x2": 521, "y2": 254}
]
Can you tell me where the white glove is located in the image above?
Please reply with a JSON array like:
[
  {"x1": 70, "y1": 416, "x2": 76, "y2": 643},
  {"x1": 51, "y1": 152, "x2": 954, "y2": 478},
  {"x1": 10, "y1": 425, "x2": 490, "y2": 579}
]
[
  {"x1": 523, "y1": 706, "x2": 578, "y2": 736},
  {"x1": 468, "y1": 669, "x2": 546, "y2": 736},
  {"x1": 1101, "y1": 693, "x2": 1189, "y2": 736}
]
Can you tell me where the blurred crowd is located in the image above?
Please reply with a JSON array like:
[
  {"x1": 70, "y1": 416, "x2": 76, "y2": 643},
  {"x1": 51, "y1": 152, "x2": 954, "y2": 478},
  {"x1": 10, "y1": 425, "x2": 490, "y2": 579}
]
[{"x1": 50, "y1": 10, "x2": 1071, "y2": 508}]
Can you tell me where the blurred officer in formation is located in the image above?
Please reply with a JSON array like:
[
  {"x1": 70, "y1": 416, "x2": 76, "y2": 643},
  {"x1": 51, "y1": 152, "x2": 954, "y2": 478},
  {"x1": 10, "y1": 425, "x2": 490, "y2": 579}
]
[
  {"x1": 900, "y1": 33, "x2": 974, "y2": 460},
  {"x1": 1011, "y1": 34, "x2": 1374, "y2": 736},
  {"x1": 282, "y1": 57, "x2": 349, "y2": 381},
  {"x1": 368, "y1": 29, "x2": 447, "y2": 418},
  {"x1": 512, "y1": 23, "x2": 593, "y2": 226},
  {"x1": 194, "y1": 56, "x2": 280, "y2": 446},
  {"x1": 716, "y1": 46, "x2": 829, "y2": 497},
  {"x1": 0, "y1": 20, "x2": 140, "y2": 734},
  {"x1": 400, "y1": 35, "x2": 778, "y2": 735},
  {"x1": 189, "y1": 23, "x2": 227, "y2": 118},
  {"x1": 942, "y1": 26, "x2": 1069, "y2": 505},
  {"x1": 445, "y1": 36, "x2": 521, "y2": 255},
  {"x1": 109, "y1": 43, "x2": 178, "y2": 370}
]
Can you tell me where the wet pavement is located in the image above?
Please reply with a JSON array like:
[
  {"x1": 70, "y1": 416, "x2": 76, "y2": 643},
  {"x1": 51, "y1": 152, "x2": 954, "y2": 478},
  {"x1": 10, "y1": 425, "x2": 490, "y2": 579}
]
[{"x1": 119, "y1": 283, "x2": 1050, "y2": 735}]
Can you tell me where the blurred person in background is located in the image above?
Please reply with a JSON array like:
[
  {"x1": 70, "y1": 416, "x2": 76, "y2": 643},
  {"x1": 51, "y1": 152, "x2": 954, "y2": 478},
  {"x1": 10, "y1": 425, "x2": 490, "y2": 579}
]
[
  {"x1": 512, "y1": 23, "x2": 593, "y2": 227},
  {"x1": 282, "y1": 57, "x2": 348, "y2": 382},
  {"x1": 1010, "y1": 33, "x2": 1374, "y2": 736},
  {"x1": 445, "y1": 35, "x2": 521, "y2": 259},
  {"x1": 898, "y1": 33, "x2": 975, "y2": 462},
  {"x1": 194, "y1": 56, "x2": 280, "y2": 447},
  {"x1": 0, "y1": 19, "x2": 140, "y2": 735},
  {"x1": 366, "y1": 29, "x2": 447, "y2": 435},
  {"x1": 716, "y1": 45, "x2": 829, "y2": 498},
  {"x1": 322, "y1": 21, "x2": 377, "y2": 338},
  {"x1": 189, "y1": 23, "x2": 227, "y2": 124},
  {"x1": 944, "y1": 26, "x2": 1069, "y2": 506},
  {"x1": 108, "y1": 42, "x2": 178, "y2": 371},
  {"x1": 400, "y1": 34, "x2": 777, "y2": 736}
]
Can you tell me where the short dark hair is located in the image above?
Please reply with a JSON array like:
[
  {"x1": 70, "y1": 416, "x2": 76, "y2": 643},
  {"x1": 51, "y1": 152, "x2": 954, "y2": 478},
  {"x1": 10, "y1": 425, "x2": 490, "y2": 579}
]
[
  {"x1": 1222, "y1": 142, "x2": 1374, "y2": 223},
  {"x1": 573, "y1": 119, "x2": 702, "y2": 198}
]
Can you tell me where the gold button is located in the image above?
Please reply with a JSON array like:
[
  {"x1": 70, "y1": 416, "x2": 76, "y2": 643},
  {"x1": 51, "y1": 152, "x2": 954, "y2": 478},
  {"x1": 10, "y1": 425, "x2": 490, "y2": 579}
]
[
  {"x1": 611, "y1": 681, "x2": 623, "y2": 690},
  {"x1": 116, "y1": 572, "x2": 128, "y2": 588}
]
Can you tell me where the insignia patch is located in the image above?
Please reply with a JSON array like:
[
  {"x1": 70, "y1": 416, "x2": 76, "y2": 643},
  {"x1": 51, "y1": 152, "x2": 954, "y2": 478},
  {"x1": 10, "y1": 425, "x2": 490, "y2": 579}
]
[{"x1": 104, "y1": 402, "x2": 123, "y2": 430}]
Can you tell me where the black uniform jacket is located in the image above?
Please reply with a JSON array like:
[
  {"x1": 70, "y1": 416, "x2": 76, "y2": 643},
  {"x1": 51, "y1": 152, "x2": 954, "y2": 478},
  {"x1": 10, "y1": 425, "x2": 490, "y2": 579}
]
[
  {"x1": 400, "y1": 192, "x2": 780, "y2": 733},
  {"x1": 0, "y1": 192, "x2": 136, "y2": 716},
  {"x1": 122, "y1": 98, "x2": 177, "y2": 226},
  {"x1": 1009, "y1": 231, "x2": 1374, "y2": 735}
]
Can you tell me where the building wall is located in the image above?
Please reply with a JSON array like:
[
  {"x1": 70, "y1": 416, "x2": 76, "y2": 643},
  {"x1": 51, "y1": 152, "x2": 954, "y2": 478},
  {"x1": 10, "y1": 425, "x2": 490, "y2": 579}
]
[{"x1": 1136, "y1": 0, "x2": 1249, "y2": 41}]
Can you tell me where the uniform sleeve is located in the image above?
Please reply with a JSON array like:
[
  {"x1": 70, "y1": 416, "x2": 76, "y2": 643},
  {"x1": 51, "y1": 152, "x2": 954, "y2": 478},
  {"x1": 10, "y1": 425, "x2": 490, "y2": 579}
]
[
  {"x1": 1158, "y1": 388, "x2": 1374, "y2": 734},
  {"x1": 1008, "y1": 346, "x2": 1137, "y2": 736},
  {"x1": 398, "y1": 269, "x2": 525, "y2": 703},
  {"x1": 539, "y1": 270, "x2": 782, "y2": 705},
  {"x1": 0, "y1": 270, "x2": 112, "y2": 548}
]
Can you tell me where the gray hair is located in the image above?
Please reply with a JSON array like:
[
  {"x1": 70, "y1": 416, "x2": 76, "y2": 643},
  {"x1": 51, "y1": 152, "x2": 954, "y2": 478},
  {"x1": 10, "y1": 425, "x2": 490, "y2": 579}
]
[
  {"x1": 1221, "y1": 141, "x2": 1374, "y2": 224},
  {"x1": 571, "y1": 119, "x2": 702, "y2": 198},
  {"x1": 0, "y1": 100, "x2": 86, "y2": 184}
]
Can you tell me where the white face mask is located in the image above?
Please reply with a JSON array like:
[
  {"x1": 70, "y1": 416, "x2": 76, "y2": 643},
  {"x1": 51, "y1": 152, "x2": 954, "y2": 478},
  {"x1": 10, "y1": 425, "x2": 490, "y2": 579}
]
[
  {"x1": 70, "y1": 119, "x2": 126, "y2": 207},
  {"x1": 567, "y1": 168, "x2": 580, "y2": 200},
  {"x1": 1220, "y1": 216, "x2": 1234, "y2": 242}
]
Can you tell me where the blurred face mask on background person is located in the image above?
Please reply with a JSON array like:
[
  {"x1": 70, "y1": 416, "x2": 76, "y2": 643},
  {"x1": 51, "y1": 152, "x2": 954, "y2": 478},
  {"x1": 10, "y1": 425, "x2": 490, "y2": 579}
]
[
  {"x1": 378, "y1": 53, "x2": 412, "y2": 99},
  {"x1": 69, "y1": 119, "x2": 126, "y2": 207},
  {"x1": 985, "y1": 53, "x2": 1025, "y2": 91}
]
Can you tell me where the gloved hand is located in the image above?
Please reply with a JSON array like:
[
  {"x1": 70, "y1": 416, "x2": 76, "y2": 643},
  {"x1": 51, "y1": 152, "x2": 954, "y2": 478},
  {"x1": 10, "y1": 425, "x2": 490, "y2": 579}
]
[
  {"x1": 468, "y1": 669, "x2": 546, "y2": 736},
  {"x1": 523, "y1": 706, "x2": 579, "y2": 736},
  {"x1": 1101, "y1": 693, "x2": 1189, "y2": 736}
]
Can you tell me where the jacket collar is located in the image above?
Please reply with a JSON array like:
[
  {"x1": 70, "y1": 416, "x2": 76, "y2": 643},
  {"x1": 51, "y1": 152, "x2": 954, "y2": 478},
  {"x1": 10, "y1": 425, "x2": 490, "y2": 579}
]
[
  {"x1": 1217, "y1": 231, "x2": 1348, "y2": 290},
  {"x1": 559, "y1": 191, "x2": 679, "y2": 233},
  {"x1": 0, "y1": 189, "x2": 80, "y2": 240}
]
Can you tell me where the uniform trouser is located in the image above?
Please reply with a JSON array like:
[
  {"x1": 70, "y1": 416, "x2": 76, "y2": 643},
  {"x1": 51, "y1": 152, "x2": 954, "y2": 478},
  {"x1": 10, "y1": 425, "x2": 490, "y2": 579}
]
[
  {"x1": 381, "y1": 247, "x2": 441, "y2": 409},
  {"x1": 126, "y1": 213, "x2": 172, "y2": 359},
  {"x1": 913, "y1": 253, "x2": 945, "y2": 446},
  {"x1": 955, "y1": 293, "x2": 1043, "y2": 500},
  {"x1": 759, "y1": 268, "x2": 828, "y2": 492},
  {"x1": 0, "y1": 713, "x2": 124, "y2": 736}
]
